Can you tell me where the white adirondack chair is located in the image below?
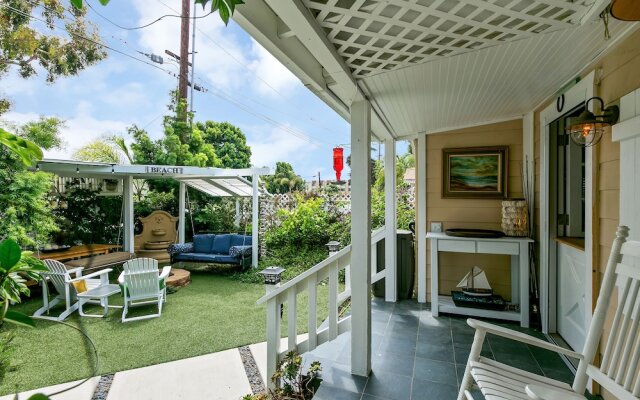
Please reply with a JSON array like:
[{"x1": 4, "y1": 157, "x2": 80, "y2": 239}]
[
  {"x1": 118, "y1": 258, "x2": 171, "y2": 323},
  {"x1": 458, "y1": 225, "x2": 640, "y2": 400},
  {"x1": 33, "y1": 259, "x2": 112, "y2": 321}
]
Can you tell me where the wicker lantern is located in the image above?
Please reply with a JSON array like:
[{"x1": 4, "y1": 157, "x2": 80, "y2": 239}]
[{"x1": 501, "y1": 199, "x2": 529, "y2": 237}]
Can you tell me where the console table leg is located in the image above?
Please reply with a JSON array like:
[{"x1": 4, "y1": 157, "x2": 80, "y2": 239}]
[{"x1": 519, "y1": 243, "x2": 530, "y2": 328}]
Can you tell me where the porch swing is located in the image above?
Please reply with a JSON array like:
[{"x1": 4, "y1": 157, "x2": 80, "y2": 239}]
[{"x1": 168, "y1": 186, "x2": 254, "y2": 270}]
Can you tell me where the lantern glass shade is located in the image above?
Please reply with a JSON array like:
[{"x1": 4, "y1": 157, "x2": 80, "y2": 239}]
[
  {"x1": 566, "y1": 109, "x2": 604, "y2": 147},
  {"x1": 565, "y1": 97, "x2": 619, "y2": 147},
  {"x1": 259, "y1": 266, "x2": 285, "y2": 285}
]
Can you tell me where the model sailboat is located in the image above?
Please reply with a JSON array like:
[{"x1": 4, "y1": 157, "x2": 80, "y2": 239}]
[{"x1": 457, "y1": 266, "x2": 493, "y2": 297}]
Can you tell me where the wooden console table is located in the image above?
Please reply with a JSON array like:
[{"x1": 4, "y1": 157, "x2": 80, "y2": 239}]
[{"x1": 426, "y1": 232, "x2": 533, "y2": 327}]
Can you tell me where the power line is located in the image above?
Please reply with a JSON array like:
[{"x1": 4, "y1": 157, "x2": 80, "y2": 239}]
[{"x1": 85, "y1": 1, "x2": 213, "y2": 31}]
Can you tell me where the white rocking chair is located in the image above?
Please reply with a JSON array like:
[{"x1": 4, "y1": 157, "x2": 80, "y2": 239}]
[
  {"x1": 118, "y1": 258, "x2": 171, "y2": 323},
  {"x1": 33, "y1": 259, "x2": 112, "y2": 321},
  {"x1": 458, "y1": 225, "x2": 640, "y2": 400}
]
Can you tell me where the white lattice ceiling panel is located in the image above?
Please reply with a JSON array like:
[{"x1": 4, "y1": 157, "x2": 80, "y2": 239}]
[{"x1": 303, "y1": 0, "x2": 596, "y2": 77}]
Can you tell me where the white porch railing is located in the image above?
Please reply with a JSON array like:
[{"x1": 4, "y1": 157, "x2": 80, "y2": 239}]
[{"x1": 257, "y1": 226, "x2": 387, "y2": 387}]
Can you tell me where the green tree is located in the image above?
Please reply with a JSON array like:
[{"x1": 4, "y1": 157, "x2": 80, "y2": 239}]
[
  {"x1": 17, "y1": 117, "x2": 65, "y2": 150},
  {"x1": 0, "y1": 118, "x2": 64, "y2": 247},
  {"x1": 195, "y1": 121, "x2": 251, "y2": 168},
  {"x1": 131, "y1": 98, "x2": 220, "y2": 168},
  {"x1": 0, "y1": 0, "x2": 106, "y2": 113},
  {"x1": 263, "y1": 162, "x2": 304, "y2": 194},
  {"x1": 73, "y1": 139, "x2": 123, "y2": 163}
]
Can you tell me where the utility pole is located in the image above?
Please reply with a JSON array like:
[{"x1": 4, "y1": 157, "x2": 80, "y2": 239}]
[
  {"x1": 318, "y1": 171, "x2": 321, "y2": 188},
  {"x1": 189, "y1": 2, "x2": 197, "y2": 113},
  {"x1": 178, "y1": 0, "x2": 191, "y2": 102}
]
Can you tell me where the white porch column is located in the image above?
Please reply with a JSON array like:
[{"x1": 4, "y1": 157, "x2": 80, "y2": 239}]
[
  {"x1": 252, "y1": 174, "x2": 259, "y2": 268},
  {"x1": 416, "y1": 134, "x2": 427, "y2": 303},
  {"x1": 350, "y1": 100, "x2": 372, "y2": 376},
  {"x1": 123, "y1": 176, "x2": 135, "y2": 253},
  {"x1": 384, "y1": 138, "x2": 397, "y2": 302},
  {"x1": 178, "y1": 182, "x2": 186, "y2": 244}
]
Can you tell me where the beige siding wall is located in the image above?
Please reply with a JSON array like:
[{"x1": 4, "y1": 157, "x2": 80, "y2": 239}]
[
  {"x1": 425, "y1": 119, "x2": 523, "y2": 300},
  {"x1": 532, "y1": 28, "x2": 640, "y2": 399}
]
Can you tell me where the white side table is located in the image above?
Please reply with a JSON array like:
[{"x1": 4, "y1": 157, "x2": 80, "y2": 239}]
[
  {"x1": 77, "y1": 284, "x2": 122, "y2": 318},
  {"x1": 426, "y1": 232, "x2": 534, "y2": 327}
]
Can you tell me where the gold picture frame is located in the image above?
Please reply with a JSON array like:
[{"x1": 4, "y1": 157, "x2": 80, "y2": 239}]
[{"x1": 442, "y1": 146, "x2": 509, "y2": 199}]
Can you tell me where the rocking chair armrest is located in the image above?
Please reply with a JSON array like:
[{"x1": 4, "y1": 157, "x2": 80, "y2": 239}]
[
  {"x1": 68, "y1": 268, "x2": 113, "y2": 282},
  {"x1": 525, "y1": 384, "x2": 585, "y2": 400},
  {"x1": 467, "y1": 319, "x2": 583, "y2": 360},
  {"x1": 117, "y1": 272, "x2": 124, "y2": 285},
  {"x1": 159, "y1": 266, "x2": 172, "y2": 281}
]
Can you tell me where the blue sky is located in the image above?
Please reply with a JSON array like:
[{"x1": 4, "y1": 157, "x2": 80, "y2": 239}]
[{"x1": 1, "y1": 0, "x2": 392, "y2": 181}]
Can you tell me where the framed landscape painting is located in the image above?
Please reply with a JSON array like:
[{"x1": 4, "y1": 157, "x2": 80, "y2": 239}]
[{"x1": 442, "y1": 146, "x2": 509, "y2": 199}]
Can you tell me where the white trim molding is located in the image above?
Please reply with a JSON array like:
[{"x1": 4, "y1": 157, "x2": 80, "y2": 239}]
[
  {"x1": 539, "y1": 71, "x2": 595, "y2": 335},
  {"x1": 613, "y1": 88, "x2": 640, "y2": 243}
]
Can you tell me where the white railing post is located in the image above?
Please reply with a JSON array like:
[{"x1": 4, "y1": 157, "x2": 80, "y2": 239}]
[
  {"x1": 266, "y1": 296, "x2": 281, "y2": 390},
  {"x1": 371, "y1": 240, "x2": 377, "y2": 279},
  {"x1": 287, "y1": 290, "x2": 297, "y2": 352},
  {"x1": 329, "y1": 262, "x2": 339, "y2": 340},
  {"x1": 307, "y1": 275, "x2": 318, "y2": 351}
]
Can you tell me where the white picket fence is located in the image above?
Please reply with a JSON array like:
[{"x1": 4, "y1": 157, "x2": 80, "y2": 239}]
[{"x1": 257, "y1": 226, "x2": 387, "y2": 387}]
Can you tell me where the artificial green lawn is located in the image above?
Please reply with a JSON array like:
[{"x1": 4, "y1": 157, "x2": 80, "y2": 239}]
[{"x1": 1, "y1": 272, "x2": 330, "y2": 395}]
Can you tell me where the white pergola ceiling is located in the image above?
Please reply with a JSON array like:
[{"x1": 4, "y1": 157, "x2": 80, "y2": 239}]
[{"x1": 303, "y1": 0, "x2": 597, "y2": 77}]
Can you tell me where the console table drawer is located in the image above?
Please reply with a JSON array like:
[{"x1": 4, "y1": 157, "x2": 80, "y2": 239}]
[
  {"x1": 477, "y1": 241, "x2": 519, "y2": 255},
  {"x1": 438, "y1": 240, "x2": 476, "y2": 253}
]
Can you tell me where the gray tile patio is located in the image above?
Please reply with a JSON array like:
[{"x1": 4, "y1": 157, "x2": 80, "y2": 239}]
[{"x1": 306, "y1": 298, "x2": 582, "y2": 400}]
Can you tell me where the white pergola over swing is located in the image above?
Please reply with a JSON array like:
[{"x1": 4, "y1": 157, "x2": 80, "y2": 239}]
[{"x1": 37, "y1": 159, "x2": 271, "y2": 268}]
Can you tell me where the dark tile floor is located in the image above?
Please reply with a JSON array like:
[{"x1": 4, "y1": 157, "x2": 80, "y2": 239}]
[{"x1": 305, "y1": 298, "x2": 580, "y2": 400}]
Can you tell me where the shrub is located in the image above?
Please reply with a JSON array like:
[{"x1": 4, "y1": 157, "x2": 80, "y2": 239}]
[
  {"x1": 53, "y1": 182, "x2": 122, "y2": 245},
  {"x1": 265, "y1": 196, "x2": 330, "y2": 249}
]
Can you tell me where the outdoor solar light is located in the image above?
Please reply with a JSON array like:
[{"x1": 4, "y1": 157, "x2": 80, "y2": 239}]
[
  {"x1": 325, "y1": 241, "x2": 341, "y2": 255},
  {"x1": 565, "y1": 96, "x2": 619, "y2": 147},
  {"x1": 259, "y1": 266, "x2": 285, "y2": 286}
]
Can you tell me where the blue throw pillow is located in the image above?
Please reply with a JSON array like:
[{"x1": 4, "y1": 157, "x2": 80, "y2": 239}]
[
  {"x1": 168, "y1": 243, "x2": 194, "y2": 255},
  {"x1": 229, "y1": 245, "x2": 252, "y2": 257},
  {"x1": 193, "y1": 234, "x2": 215, "y2": 253},
  {"x1": 212, "y1": 234, "x2": 232, "y2": 254}
]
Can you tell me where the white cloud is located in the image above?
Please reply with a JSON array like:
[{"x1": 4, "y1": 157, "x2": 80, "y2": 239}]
[
  {"x1": 130, "y1": 0, "x2": 298, "y2": 97},
  {"x1": 4, "y1": 102, "x2": 130, "y2": 160},
  {"x1": 247, "y1": 40, "x2": 299, "y2": 96},
  {"x1": 246, "y1": 125, "x2": 319, "y2": 169}
]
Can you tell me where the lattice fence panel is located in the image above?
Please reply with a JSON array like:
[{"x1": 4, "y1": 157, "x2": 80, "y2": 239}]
[
  {"x1": 303, "y1": 0, "x2": 593, "y2": 77},
  {"x1": 258, "y1": 186, "x2": 415, "y2": 256}
]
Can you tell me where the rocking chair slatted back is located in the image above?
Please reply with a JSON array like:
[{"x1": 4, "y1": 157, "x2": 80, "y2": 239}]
[
  {"x1": 43, "y1": 259, "x2": 76, "y2": 298},
  {"x1": 574, "y1": 226, "x2": 640, "y2": 399},
  {"x1": 122, "y1": 258, "x2": 159, "y2": 300}
]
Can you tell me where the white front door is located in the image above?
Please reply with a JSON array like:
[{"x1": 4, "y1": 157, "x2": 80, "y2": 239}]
[{"x1": 557, "y1": 243, "x2": 587, "y2": 351}]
